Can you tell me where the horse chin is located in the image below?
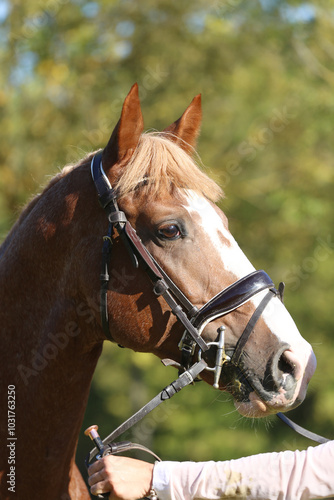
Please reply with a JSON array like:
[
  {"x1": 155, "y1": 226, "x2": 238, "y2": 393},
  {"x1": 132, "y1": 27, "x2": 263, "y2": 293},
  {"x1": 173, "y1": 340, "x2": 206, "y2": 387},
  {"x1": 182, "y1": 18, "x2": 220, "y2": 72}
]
[
  {"x1": 233, "y1": 391, "x2": 304, "y2": 418},
  {"x1": 232, "y1": 375, "x2": 311, "y2": 418},
  {"x1": 234, "y1": 393, "x2": 269, "y2": 417}
]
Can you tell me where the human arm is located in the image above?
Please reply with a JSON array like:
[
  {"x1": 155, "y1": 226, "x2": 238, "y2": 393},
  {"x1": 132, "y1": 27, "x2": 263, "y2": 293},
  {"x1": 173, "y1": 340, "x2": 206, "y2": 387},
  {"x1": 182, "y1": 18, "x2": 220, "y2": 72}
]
[
  {"x1": 87, "y1": 440, "x2": 334, "y2": 500},
  {"x1": 154, "y1": 441, "x2": 334, "y2": 500}
]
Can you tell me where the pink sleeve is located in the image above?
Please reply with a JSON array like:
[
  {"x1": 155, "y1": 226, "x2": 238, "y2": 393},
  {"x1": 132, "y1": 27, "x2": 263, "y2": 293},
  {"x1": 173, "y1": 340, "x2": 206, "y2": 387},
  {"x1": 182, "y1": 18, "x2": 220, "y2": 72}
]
[{"x1": 152, "y1": 441, "x2": 334, "y2": 500}]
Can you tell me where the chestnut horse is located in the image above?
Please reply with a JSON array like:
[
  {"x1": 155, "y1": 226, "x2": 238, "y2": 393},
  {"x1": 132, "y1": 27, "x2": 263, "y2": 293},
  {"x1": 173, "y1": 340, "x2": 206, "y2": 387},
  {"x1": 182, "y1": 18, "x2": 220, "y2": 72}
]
[{"x1": 0, "y1": 84, "x2": 316, "y2": 499}]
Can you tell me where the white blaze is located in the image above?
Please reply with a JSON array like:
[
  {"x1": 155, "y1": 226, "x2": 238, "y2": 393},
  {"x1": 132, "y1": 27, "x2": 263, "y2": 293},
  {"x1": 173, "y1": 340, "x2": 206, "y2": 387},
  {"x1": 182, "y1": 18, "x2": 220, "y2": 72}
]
[{"x1": 184, "y1": 190, "x2": 314, "y2": 362}]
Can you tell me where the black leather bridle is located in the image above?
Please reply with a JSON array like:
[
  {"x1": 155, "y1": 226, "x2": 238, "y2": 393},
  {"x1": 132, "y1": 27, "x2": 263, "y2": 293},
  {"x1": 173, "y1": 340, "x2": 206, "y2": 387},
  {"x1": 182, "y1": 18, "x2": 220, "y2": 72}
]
[
  {"x1": 86, "y1": 151, "x2": 329, "y2": 476},
  {"x1": 91, "y1": 151, "x2": 279, "y2": 374}
]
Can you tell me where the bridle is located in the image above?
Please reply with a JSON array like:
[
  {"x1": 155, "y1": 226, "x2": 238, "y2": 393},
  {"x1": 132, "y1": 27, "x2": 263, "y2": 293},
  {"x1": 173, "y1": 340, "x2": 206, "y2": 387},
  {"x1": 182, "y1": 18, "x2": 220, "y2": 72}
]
[
  {"x1": 91, "y1": 151, "x2": 279, "y2": 376},
  {"x1": 86, "y1": 151, "x2": 329, "y2": 478}
]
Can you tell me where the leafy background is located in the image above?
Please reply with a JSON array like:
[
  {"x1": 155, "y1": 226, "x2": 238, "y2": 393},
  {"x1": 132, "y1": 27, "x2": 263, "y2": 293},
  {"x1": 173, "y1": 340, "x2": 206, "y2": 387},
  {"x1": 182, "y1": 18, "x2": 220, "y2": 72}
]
[{"x1": 1, "y1": 0, "x2": 334, "y2": 496}]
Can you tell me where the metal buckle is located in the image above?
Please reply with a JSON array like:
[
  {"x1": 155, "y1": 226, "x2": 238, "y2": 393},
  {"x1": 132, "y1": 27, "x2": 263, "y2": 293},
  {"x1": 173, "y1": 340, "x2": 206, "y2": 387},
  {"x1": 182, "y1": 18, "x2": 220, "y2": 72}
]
[
  {"x1": 198, "y1": 326, "x2": 230, "y2": 389},
  {"x1": 178, "y1": 331, "x2": 196, "y2": 355}
]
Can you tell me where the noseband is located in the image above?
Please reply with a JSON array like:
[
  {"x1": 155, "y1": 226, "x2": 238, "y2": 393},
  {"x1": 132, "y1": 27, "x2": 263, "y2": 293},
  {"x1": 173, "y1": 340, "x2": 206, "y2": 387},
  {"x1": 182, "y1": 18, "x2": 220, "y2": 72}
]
[{"x1": 87, "y1": 152, "x2": 328, "y2": 469}]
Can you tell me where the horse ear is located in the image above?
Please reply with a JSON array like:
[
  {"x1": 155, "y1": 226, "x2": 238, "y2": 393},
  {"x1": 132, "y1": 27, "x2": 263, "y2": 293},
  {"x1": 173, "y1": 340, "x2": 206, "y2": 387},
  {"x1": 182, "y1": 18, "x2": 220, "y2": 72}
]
[
  {"x1": 163, "y1": 94, "x2": 202, "y2": 154},
  {"x1": 102, "y1": 83, "x2": 144, "y2": 169}
]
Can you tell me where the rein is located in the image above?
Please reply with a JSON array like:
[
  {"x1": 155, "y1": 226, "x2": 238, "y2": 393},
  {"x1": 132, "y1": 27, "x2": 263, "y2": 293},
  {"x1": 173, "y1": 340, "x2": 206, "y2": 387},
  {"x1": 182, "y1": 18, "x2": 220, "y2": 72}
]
[{"x1": 86, "y1": 151, "x2": 329, "y2": 481}]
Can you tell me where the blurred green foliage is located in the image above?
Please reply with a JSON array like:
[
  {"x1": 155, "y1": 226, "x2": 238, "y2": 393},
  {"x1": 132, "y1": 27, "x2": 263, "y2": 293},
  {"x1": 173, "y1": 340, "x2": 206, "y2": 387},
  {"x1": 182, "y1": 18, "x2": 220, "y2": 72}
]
[{"x1": 1, "y1": 0, "x2": 334, "y2": 494}]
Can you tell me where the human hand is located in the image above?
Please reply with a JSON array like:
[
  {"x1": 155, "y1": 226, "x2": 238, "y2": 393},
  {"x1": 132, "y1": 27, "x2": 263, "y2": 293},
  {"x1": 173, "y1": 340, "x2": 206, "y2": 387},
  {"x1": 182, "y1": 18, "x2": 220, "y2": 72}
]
[{"x1": 88, "y1": 455, "x2": 154, "y2": 500}]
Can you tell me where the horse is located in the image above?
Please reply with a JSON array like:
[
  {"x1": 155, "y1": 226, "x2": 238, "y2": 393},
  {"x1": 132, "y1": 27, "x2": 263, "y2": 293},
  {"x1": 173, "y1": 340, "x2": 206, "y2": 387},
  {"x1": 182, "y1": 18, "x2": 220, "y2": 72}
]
[{"x1": 0, "y1": 84, "x2": 316, "y2": 499}]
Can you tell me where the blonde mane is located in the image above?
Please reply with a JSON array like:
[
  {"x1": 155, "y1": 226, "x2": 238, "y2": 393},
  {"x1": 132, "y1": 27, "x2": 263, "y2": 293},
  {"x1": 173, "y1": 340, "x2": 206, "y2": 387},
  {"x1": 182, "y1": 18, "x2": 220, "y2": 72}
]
[{"x1": 115, "y1": 132, "x2": 223, "y2": 201}]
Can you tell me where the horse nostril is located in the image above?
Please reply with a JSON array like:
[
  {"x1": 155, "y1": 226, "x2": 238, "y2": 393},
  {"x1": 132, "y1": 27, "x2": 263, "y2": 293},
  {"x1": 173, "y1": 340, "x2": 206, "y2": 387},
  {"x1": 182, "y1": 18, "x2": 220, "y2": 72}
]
[
  {"x1": 275, "y1": 349, "x2": 302, "y2": 395},
  {"x1": 278, "y1": 351, "x2": 296, "y2": 377},
  {"x1": 280, "y1": 349, "x2": 303, "y2": 381},
  {"x1": 266, "y1": 348, "x2": 300, "y2": 395}
]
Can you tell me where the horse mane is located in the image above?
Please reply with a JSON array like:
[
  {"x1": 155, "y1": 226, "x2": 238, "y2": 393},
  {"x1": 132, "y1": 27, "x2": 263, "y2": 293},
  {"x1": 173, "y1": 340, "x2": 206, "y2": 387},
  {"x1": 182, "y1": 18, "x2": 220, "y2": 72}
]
[{"x1": 114, "y1": 132, "x2": 223, "y2": 202}]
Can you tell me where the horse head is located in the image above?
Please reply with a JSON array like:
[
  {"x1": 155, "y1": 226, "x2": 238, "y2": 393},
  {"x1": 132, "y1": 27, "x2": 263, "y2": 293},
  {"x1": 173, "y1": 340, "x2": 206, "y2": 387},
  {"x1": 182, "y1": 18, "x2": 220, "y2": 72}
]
[{"x1": 83, "y1": 84, "x2": 316, "y2": 418}]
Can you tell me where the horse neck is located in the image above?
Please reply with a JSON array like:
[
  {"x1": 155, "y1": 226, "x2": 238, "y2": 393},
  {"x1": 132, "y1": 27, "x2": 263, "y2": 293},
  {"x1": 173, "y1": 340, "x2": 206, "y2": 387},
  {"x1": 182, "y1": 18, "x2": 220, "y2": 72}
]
[{"x1": 0, "y1": 166, "x2": 103, "y2": 496}]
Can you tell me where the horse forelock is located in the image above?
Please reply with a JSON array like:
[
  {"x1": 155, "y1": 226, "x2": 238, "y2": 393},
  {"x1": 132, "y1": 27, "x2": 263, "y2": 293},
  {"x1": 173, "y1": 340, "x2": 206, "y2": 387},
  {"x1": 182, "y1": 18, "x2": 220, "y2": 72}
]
[
  {"x1": 2, "y1": 133, "x2": 222, "y2": 249},
  {"x1": 0, "y1": 132, "x2": 223, "y2": 252},
  {"x1": 114, "y1": 132, "x2": 224, "y2": 202}
]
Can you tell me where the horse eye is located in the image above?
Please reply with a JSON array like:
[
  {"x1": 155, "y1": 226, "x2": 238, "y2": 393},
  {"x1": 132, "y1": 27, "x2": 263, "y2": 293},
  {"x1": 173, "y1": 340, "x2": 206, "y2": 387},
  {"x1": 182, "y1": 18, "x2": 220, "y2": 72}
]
[{"x1": 158, "y1": 224, "x2": 181, "y2": 240}]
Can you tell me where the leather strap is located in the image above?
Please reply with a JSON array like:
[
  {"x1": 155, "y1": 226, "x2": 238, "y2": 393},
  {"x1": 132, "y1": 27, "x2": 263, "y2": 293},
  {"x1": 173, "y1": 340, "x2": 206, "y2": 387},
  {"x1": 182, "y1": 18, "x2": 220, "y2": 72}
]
[
  {"x1": 123, "y1": 222, "x2": 163, "y2": 278},
  {"x1": 230, "y1": 290, "x2": 276, "y2": 367},
  {"x1": 102, "y1": 441, "x2": 162, "y2": 462},
  {"x1": 91, "y1": 151, "x2": 206, "y2": 349},
  {"x1": 277, "y1": 412, "x2": 330, "y2": 444},
  {"x1": 100, "y1": 224, "x2": 114, "y2": 342},
  {"x1": 87, "y1": 359, "x2": 207, "y2": 463}
]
